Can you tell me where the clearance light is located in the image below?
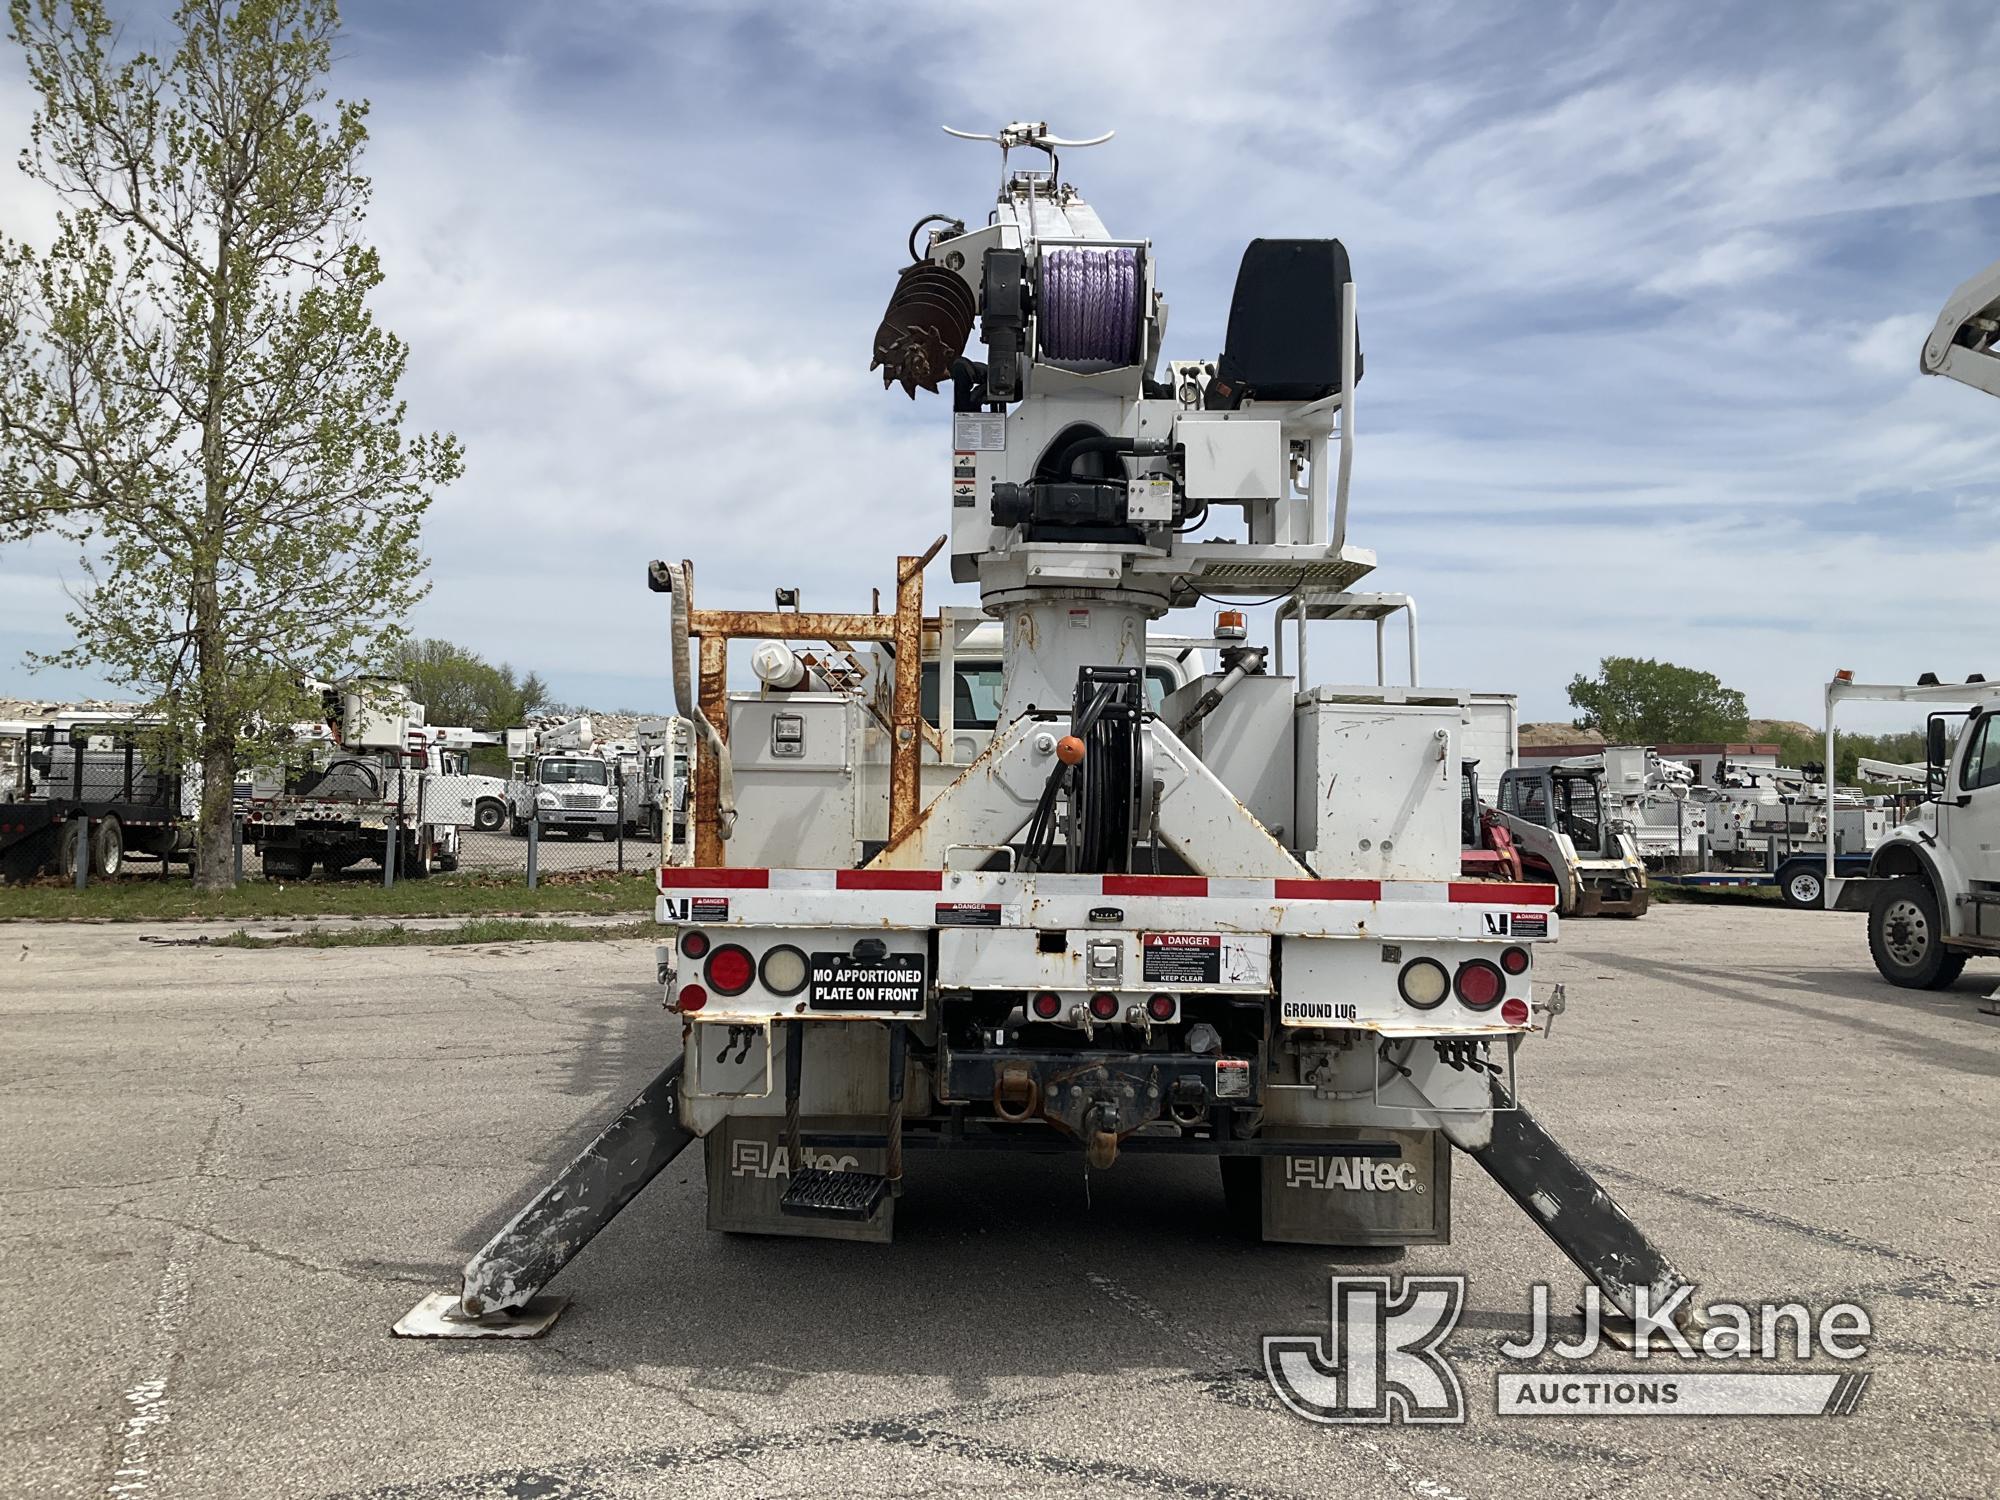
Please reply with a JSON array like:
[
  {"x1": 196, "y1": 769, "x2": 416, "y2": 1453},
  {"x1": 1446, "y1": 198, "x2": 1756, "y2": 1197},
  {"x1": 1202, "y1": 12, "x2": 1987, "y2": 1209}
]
[
  {"x1": 1146, "y1": 993, "x2": 1176, "y2": 1022},
  {"x1": 677, "y1": 984, "x2": 708, "y2": 1013},
  {"x1": 680, "y1": 930, "x2": 710, "y2": 959},
  {"x1": 1499, "y1": 946, "x2": 1531, "y2": 976},
  {"x1": 1031, "y1": 992, "x2": 1062, "y2": 1020},
  {"x1": 1501, "y1": 997, "x2": 1531, "y2": 1027},
  {"x1": 1088, "y1": 992, "x2": 1120, "y2": 1021},
  {"x1": 1397, "y1": 957, "x2": 1450, "y2": 1010}
]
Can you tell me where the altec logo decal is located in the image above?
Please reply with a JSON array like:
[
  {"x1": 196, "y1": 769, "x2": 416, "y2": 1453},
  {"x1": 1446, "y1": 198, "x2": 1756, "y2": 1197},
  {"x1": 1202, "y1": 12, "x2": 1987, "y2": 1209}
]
[
  {"x1": 728, "y1": 1142, "x2": 858, "y2": 1180},
  {"x1": 1286, "y1": 1159, "x2": 1422, "y2": 1193}
]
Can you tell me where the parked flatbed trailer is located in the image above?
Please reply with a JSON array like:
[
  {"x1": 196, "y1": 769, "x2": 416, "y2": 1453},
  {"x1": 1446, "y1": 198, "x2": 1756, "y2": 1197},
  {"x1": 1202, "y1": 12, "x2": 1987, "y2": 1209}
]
[{"x1": 0, "y1": 723, "x2": 188, "y2": 881}]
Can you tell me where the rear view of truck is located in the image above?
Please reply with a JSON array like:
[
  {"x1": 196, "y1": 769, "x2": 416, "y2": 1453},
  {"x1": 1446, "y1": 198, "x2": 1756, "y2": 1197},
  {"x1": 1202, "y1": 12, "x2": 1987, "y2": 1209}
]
[{"x1": 401, "y1": 120, "x2": 1687, "y2": 1341}]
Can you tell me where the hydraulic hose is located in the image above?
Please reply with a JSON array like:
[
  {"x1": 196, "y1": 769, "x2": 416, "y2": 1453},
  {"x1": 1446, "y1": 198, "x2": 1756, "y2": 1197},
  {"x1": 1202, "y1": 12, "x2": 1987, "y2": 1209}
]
[{"x1": 1050, "y1": 433, "x2": 1171, "y2": 480}]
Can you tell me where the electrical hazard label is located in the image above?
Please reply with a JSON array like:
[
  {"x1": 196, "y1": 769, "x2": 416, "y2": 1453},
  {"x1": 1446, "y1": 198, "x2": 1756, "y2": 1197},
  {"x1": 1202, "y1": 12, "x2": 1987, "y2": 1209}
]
[
  {"x1": 662, "y1": 895, "x2": 729, "y2": 923},
  {"x1": 1142, "y1": 932, "x2": 1222, "y2": 984},
  {"x1": 934, "y1": 902, "x2": 1003, "y2": 927},
  {"x1": 1510, "y1": 911, "x2": 1550, "y2": 938}
]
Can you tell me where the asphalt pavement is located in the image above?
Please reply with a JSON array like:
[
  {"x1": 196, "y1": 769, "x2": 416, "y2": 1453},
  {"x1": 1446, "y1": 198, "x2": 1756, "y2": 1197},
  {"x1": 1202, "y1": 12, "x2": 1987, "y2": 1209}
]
[{"x1": 2, "y1": 903, "x2": 1995, "y2": 1499}]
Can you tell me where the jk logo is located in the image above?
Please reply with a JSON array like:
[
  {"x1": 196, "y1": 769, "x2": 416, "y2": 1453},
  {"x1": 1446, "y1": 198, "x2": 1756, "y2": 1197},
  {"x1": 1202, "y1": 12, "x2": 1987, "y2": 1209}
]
[{"x1": 1264, "y1": 1276, "x2": 1466, "y2": 1424}]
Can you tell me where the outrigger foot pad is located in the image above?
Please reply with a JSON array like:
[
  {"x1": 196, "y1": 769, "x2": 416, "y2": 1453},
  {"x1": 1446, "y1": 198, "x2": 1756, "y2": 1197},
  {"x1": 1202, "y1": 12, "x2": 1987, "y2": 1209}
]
[
  {"x1": 779, "y1": 1167, "x2": 889, "y2": 1221},
  {"x1": 393, "y1": 1054, "x2": 694, "y2": 1341},
  {"x1": 393, "y1": 1291, "x2": 568, "y2": 1340}
]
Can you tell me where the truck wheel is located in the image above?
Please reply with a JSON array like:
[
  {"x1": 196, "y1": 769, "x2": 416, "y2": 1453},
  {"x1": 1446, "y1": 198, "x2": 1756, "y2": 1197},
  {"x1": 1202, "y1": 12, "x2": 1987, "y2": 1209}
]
[
  {"x1": 1868, "y1": 877, "x2": 1966, "y2": 990},
  {"x1": 475, "y1": 799, "x2": 506, "y2": 833},
  {"x1": 1779, "y1": 864, "x2": 1825, "y2": 910},
  {"x1": 91, "y1": 817, "x2": 124, "y2": 878},
  {"x1": 509, "y1": 815, "x2": 527, "y2": 838},
  {"x1": 55, "y1": 820, "x2": 85, "y2": 879}
]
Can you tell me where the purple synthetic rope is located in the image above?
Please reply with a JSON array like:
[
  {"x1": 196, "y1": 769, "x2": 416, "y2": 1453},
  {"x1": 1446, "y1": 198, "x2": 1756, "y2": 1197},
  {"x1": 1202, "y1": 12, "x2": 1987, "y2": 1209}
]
[{"x1": 1040, "y1": 247, "x2": 1140, "y2": 363}]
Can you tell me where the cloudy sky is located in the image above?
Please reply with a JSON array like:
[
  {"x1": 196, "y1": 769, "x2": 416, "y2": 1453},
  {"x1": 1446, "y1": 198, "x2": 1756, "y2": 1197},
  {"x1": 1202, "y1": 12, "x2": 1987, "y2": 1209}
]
[{"x1": 2, "y1": 0, "x2": 1997, "y2": 726}]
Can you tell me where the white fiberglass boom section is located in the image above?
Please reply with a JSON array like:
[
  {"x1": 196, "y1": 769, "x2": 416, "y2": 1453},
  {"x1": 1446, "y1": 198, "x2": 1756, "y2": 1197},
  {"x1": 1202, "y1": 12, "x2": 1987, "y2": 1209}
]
[{"x1": 1921, "y1": 255, "x2": 2000, "y2": 398}]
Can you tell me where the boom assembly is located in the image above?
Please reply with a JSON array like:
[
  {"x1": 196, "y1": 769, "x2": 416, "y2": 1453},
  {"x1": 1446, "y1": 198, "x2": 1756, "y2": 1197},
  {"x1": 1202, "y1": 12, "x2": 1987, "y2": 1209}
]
[{"x1": 400, "y1": 123, "x2": 1689, "y2": 1338}]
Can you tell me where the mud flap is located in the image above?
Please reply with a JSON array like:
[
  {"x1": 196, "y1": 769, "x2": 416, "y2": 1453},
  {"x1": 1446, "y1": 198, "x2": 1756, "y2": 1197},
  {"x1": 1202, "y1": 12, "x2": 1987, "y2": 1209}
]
[
  {"x1": 394, "y1": 1053, "x2": 694, "y2": 1337},
  {"x1": 1462, "y1": 1075, "x2": 1688, "y2": 1319},
  {"x1": 1260, "y1": 1128, "x2": 1450, "y2": 1247},
  {"x1": 706, "y1": 1114, "x2": 894, "y2": 1243}
]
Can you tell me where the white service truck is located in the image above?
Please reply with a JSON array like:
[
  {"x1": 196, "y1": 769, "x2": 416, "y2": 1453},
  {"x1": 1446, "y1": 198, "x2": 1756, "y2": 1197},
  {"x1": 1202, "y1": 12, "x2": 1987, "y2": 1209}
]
[
  {"x1": 402, "y1": 121, "x2": 1689, "y2": 1339},
  {"x1": 503, "y1": 717, "x2": 626, "y2": 838}
]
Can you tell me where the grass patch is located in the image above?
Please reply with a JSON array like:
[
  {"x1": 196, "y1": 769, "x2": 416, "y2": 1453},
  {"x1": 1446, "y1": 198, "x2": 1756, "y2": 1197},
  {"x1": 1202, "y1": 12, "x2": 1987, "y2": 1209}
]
[
  {"x1": 0, "y1": 870, "x2": 660, "y2": 922},
  {"x1": 210, "y1": 917, "x2": 664, "y2": 949},
  {"x1": 1650, "y1": 880, "x2": 1783, "y2": 905}
]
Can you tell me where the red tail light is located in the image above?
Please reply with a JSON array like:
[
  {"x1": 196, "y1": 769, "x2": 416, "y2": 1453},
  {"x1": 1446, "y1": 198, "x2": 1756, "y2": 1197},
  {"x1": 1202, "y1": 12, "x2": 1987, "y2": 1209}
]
[
  {"x1": 1499, "y1": 945, "x2": 1530, "y2": 975},
  {"x1": 1030, "y1": 992, "x2": 1061, "y2": 1020},
  {"x1": 677, "y1": 984, "x2": 708, "y2": 1013},
  {"x1": 680, "y1": 930, "x2": 710, "y2": 959},
  {"x1": 1088, "y1": 992, "x2": 1119, "y2": 1021},
  {"x1": 1455, "y1": 960, "x2": 1504, "y2": 1011},
  {"x1": 1500, "y1": 997, "x2": 1530, "y2": 1026},
  {"x1": 1146, "y1": 993, "x2": 1176, "y2": 1021},
  {"x1": 705, "y1": 944, "x2": 755, "y2": 996}
]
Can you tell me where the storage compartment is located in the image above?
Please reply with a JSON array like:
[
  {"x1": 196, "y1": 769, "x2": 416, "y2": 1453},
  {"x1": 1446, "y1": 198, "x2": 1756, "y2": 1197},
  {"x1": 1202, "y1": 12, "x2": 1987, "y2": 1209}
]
[
  {"x1": 1294, "y1": 687, "x2": 1468, "y2": 880},
  {"x1": 726, "y1": 694, "x2": 869, "y2": 868}
]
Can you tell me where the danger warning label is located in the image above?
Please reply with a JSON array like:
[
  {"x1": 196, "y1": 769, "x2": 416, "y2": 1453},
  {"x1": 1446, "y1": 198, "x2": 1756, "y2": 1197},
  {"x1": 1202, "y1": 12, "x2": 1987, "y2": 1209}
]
[{"x1": 1142, "y1": 932, "x2": 1222, "y2": 985}]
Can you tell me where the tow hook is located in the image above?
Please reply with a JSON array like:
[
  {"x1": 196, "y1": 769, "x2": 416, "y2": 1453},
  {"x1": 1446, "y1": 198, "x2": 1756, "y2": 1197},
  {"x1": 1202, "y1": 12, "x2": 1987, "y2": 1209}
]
[
  {"x1": 1083, "y1": 1101, "x2": 1120, "y2": 1169},
  {"x1": 993, "y1": 1062, "x2": 1040, "y2": 1122}
]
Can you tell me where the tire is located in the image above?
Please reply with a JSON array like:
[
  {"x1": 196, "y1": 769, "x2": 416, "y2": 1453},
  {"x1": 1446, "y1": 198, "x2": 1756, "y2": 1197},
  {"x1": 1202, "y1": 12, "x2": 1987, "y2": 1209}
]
[
  {"x1": 474, "y1": 799, "x2": 506, "y2": 834},
  {"x1": 55, "y1": 820, "x2": 85, "y2": 879},
  {"x1": 1778, "y1": 864, "x2": 1825, "y2": 911},
  {"x1": 91, "y1": 817, "x2": 124, "y2": 878},
  {"x1": 509, "y1": 814, "x2": 527, "y2": 838},
  {"x1": 1868, "y1": 877, "x2": 1967, "y2": 990}
]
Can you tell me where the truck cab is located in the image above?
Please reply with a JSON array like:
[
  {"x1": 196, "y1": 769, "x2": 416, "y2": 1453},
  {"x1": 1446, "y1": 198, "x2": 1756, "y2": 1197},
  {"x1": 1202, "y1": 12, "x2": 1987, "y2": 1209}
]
[
  {"x1": 1862, "y1": 701, "x2": 2000, "y2": 988},
  {"x1": 516, "y1": 753, "x2": 621, "y2": 838}
]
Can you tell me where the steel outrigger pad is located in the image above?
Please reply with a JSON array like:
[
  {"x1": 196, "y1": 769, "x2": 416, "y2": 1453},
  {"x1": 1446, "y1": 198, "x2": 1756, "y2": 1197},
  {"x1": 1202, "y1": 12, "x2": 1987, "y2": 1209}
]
[
  {"x1": 393, "y1": 1054, "x2": 694, "y2": 1339},
  {"x1": 1461, "y1": 1074, "x2": 1691, "y2": 1321}
]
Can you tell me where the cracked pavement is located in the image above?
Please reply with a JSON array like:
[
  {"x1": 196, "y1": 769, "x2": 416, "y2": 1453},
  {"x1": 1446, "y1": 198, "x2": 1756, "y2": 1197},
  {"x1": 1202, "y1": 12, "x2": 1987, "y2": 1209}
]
[{"x1": 1, "y1": 906, "x2": 1995, "y2": 1498}]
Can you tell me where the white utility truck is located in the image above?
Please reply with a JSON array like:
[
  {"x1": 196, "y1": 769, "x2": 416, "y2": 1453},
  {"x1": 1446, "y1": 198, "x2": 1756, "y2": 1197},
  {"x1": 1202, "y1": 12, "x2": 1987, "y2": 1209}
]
[
  {"x1": 1822, "y1": 673, "x2": 2000, "y2": 992},
  {"x1": 401, "y1": 122, "x2": 1689, "y2": 1339},
  {"x1": 503, "y1": 716, "x2": 625, "y2": 838},
  {"x1": 248, "y1": 681, "x2": 461, "y2": 879}
]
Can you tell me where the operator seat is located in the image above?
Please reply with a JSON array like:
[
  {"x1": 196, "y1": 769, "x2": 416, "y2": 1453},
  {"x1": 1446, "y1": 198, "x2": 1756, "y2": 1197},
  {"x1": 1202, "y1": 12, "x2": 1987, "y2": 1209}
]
[{"x1": 1208, "y1": 238, "x2": 1363, "y2": 408}]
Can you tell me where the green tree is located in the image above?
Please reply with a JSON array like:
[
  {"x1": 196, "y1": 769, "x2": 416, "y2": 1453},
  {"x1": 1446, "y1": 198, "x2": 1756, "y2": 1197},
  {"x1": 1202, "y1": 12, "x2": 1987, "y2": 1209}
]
[
  {"x1": 0, "y1": 0, "x2": 461, "y2": 889},
  {"x1": 383, "y1": 637, "x2": 549, "y2": 730},
  {"x1": 1567, "y1": 657, "x2": 1749, "y2": 744}
]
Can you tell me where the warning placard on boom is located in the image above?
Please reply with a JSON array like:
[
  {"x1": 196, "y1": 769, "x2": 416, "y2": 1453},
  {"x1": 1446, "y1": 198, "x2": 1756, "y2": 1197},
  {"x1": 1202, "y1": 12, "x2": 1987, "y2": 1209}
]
[{"x1": 1141, "y1": 932, "x2": 1223, "y2": 985}]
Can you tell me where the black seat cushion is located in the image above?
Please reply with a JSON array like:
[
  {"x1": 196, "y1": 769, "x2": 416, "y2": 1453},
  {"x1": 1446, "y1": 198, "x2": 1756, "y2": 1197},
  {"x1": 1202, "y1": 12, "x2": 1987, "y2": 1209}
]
[{"x1": 1212, "y1": 238, "x2": 1362, "y2": 404}]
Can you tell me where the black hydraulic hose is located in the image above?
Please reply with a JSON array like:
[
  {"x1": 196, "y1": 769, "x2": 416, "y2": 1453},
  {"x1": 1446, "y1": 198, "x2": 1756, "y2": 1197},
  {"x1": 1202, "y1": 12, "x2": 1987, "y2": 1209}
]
[{"x1": 1052, "y1": 433, "x2": 1170, "y2": 479}]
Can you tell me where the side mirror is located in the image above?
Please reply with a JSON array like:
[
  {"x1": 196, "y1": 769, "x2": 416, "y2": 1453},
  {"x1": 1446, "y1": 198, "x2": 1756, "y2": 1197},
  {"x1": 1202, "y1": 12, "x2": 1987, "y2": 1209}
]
[{"x1": 1927, "y1": 716, "x2": 1949, "y2": 770}]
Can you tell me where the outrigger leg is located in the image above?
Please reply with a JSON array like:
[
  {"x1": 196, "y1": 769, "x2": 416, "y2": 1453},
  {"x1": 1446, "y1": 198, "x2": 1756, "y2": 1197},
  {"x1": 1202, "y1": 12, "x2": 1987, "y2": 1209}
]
[
  {"x1": 394, "y1": 1055, "x2": 693, "y2": 1338},
  {"x1": 1463, "y1": 1075, "x2": 1691, "y2": 1323}
]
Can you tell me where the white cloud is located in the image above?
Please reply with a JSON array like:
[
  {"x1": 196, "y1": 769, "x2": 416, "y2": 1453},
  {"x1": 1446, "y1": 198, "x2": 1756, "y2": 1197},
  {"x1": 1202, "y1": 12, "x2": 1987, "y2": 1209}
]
[{"x1": 1, "y1": 0, "x2": 1998, "y2": 725}]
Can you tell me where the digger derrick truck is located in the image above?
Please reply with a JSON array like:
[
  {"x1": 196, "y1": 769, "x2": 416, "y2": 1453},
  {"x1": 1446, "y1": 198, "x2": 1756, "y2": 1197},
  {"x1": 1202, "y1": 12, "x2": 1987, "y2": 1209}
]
[{"x1": 400, "y1": 122, "x2": 1690, "y2": 1339}]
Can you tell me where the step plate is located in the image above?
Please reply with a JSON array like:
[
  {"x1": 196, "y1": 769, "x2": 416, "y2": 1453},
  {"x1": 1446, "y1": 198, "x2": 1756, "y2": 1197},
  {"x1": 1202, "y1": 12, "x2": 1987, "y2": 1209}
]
[{"x1": 778, "y1": 1167, "x2": 889, "y2": 1221}]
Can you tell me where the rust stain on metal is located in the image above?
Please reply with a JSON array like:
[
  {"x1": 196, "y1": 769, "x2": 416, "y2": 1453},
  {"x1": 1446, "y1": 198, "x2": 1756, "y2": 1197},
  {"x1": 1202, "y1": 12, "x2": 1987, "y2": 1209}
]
[
  {"x1": 679, "y1": 536, "x2": 947, "y2": 864},
  {"x1": 887, "y1": 541, "x2": 944, "y2": 843}
]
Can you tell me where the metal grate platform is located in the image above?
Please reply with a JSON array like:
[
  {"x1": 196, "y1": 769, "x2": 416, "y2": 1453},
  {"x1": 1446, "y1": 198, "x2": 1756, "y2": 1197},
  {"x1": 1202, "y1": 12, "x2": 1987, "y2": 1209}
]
[{"x1": 779, "y1": 1167, "x2": 890, "y2": 1221}]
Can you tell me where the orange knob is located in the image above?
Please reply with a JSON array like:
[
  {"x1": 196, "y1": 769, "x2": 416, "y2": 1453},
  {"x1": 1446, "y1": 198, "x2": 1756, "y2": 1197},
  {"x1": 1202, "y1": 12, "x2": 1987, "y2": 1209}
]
[{"x1": 1055, "y1": 735, "x2": 1086, "y2": 765}]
